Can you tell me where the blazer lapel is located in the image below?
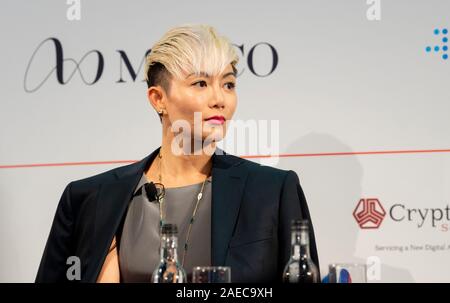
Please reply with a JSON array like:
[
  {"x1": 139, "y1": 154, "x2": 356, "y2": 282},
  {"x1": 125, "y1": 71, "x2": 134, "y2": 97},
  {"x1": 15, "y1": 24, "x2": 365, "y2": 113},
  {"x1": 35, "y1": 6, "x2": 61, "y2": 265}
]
[
  {"x1": 86, "y1": 148, "x2": 160, "y2": 282},
  {"x1": 211, "y1": 149, "x2": 248, "y2": 266}
]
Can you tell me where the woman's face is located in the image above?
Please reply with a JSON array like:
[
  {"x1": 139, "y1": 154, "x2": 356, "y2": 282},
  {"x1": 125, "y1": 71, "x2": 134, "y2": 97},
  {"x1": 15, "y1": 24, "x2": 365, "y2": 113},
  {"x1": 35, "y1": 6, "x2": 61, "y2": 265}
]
[{"x1": 164, "y1": 64, "x2": 237, "y2": 144}]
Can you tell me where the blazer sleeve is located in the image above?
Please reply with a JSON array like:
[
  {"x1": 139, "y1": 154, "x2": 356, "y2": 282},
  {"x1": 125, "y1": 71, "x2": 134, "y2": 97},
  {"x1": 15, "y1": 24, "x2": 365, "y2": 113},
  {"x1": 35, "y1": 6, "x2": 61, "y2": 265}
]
[
  {"x1": 35, "y1": 182, "x2": 75, "y2": 282},
  {"x1": 278, "y1": 170, "x2": 320, "y2": 278}
]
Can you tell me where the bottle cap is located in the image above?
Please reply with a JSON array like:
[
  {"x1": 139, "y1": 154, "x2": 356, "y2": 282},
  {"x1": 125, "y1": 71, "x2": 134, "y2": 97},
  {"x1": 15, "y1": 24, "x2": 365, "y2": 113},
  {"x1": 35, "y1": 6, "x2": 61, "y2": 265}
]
[
  {"x1": 161, "y1": 223, "x2": 178, "y2": 235},
  {"x1": 291, "y1": 219, "x2": 309, "y2": 231}
]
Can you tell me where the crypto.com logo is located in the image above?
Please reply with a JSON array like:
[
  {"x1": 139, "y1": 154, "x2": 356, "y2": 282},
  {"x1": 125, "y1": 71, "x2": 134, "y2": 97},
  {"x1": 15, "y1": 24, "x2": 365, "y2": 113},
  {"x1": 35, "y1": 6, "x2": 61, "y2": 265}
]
[
  {"x1": 425, "y1": 28, "x2": 448, "y2": 61},
  {"x1": 24, "y1": 37, "x2": 279, "y2": 93},
  {"x1": 353, "y1": 198, "x2": 386, "y2": 229}
]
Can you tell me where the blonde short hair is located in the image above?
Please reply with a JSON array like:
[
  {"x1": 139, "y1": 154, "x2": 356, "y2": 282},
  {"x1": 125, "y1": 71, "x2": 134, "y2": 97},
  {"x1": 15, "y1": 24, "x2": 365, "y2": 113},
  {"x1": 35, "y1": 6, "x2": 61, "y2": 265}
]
[{"x1": 145, "y1": 24, "x2": 239, "y2": 91}]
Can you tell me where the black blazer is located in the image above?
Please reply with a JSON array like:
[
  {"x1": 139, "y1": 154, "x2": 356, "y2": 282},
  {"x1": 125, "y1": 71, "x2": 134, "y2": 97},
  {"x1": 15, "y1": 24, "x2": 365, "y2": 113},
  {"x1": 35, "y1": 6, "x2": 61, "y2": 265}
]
[{"x1": 36, "y1": 147, "x2": 319, "y2": 283}]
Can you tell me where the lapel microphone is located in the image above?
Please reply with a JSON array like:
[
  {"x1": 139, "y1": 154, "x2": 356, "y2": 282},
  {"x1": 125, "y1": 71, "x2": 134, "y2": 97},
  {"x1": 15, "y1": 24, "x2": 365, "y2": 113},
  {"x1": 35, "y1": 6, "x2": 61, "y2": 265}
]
[{"x1": 144, "y1": 182, "x2": 159, "y2": 202}]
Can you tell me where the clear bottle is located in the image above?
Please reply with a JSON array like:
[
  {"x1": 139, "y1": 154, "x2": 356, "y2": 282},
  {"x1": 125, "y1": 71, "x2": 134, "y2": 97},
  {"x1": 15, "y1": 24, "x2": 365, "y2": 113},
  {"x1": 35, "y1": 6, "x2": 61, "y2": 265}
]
[
  {"x1": 152, "y1": 223, "x2": 187, "y2": 283},
  {"x1": 282, "y1": 219, "x2": 319, "y2": 283}
]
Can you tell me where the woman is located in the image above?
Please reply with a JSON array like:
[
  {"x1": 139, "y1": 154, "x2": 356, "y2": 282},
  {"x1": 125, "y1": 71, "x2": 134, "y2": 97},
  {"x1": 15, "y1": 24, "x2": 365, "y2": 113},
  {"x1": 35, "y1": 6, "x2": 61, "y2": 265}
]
[{"x1": 36, "y1": 24, "x2": 319, "y2": 283}]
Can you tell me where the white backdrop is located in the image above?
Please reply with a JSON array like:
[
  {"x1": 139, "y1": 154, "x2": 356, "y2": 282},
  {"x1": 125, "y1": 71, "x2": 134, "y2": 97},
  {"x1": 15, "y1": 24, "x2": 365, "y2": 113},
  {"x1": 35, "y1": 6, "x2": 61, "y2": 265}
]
[{"x1": 1, "y1": 0, "x2": 450, "y2": 282}]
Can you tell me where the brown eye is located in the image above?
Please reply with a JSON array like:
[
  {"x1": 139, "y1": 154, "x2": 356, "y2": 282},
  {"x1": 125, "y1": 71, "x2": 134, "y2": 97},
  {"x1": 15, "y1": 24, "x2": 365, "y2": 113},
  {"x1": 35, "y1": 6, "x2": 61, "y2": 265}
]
[
  {"x1": 193, "y1": 80, "x2": 207, "y2": 87},
  {"x1": 225, "y1": 82, "x2": 236, "y2": 90}
]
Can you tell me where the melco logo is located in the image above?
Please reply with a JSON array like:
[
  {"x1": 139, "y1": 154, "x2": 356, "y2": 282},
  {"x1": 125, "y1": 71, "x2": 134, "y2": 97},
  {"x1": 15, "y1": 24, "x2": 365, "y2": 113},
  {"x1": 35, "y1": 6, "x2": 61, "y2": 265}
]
[
  {"x1": 23, "y1": 37, "x2": 279, "y2": 93},
  {"x1": 353, "y1": 198, "x2": 386, "y2": 229},
  {"x1": 354, "y1": 198, "x2": 450, "y2": 231}
]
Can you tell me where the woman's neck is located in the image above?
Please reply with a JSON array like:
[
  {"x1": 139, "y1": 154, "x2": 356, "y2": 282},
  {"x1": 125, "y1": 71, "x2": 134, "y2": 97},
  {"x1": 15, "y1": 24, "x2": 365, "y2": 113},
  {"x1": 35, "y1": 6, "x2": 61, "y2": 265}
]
[
  {"x1": 145, "y1": 132, "x2": 215, "y2": 188},
  {"x1": 160, "y1": 144, "x2": 213, "y2": 180}
]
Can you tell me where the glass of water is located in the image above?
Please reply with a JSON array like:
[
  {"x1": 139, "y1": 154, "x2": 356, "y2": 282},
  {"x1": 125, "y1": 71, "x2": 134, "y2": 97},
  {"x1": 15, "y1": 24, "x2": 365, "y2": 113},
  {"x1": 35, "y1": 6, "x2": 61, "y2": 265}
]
[{"x1": 192, "y1": 266, "x2": 231, "y2": 283}]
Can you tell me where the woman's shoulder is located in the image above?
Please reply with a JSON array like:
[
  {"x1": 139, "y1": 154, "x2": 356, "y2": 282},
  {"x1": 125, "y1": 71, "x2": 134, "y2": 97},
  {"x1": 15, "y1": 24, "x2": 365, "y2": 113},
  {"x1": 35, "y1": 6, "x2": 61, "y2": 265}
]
[
  {"x1": 223, "y1": 152, "x2": 299, "y2": 184},
  {"x1": 65, "y1": 159, "x2": 144, "y2": 197}
]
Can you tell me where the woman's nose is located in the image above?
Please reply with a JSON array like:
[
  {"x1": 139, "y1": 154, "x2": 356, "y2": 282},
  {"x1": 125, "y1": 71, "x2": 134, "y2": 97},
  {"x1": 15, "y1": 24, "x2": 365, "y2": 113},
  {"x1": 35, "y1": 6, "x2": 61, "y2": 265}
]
[{"x1": 210, "y1": 84, "x2": 225, "y2": 109}]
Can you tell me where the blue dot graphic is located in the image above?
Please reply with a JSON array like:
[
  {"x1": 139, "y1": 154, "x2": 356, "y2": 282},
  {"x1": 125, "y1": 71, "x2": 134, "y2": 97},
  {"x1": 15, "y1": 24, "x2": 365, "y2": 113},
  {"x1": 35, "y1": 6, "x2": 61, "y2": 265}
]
[
  {"x1": 443, "y1": 37, "x2": 448, "y2": 43},
  {"x1": 435, "y1": 46, "x2": 440, "y2": 52},
  {"x1": 443, "y1": 28, "x2": 448, "y2": 35},
  {"x1": 443, "y1": 54, "x2": 448, "y2": 60},
  {"x1": 426, "y1": 46, "x2": 432, "y2": 52},
  {"x1": 444, "y1": 46, "x2": 448, "y2": 51},
  {"x1": 434, "y1": 29, "x2": 440, "y2": 35}
]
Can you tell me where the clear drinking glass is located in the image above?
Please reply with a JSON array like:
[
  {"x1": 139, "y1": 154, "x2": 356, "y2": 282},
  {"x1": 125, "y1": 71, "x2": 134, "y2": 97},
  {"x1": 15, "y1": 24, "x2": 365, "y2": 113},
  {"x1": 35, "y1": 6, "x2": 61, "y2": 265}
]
[
  {"x1": 328, "y1": 263, "x2": 367, "y2": 283},
  {"x1": 192, "y1": 266, "x2": 231, "y2": 283}
]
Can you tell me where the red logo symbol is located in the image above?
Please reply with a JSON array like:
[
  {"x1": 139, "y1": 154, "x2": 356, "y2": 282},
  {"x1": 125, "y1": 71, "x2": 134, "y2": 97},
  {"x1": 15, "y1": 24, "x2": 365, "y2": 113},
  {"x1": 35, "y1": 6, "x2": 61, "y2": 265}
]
[{"x1": 353, "y1": 198, "x2": 386, "y2": 229}]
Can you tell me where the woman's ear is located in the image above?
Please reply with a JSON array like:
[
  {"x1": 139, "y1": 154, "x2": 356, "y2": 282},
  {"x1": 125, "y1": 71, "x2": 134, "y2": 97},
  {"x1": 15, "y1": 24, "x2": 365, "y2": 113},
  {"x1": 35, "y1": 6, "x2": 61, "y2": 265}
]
[{"x1": 147, "y1": 86, "x2": 165, "y2": 113}]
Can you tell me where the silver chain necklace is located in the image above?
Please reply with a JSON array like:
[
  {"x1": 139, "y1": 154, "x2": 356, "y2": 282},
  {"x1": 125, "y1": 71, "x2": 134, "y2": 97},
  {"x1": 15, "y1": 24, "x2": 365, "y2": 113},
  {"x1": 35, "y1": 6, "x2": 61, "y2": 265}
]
[{"x1": 157, "y1": 151, "x2": 209, "y2": 267}]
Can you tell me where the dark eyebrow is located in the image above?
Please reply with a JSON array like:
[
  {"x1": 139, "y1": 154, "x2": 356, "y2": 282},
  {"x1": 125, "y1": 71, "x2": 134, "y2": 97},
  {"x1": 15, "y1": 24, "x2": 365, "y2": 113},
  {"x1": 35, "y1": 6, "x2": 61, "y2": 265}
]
[
  {"x1": 221, "y1": 72, "x2": 236, "y2": 79},
  {"x1": 186, "y1": 71, "x2": 236, "y2": 79}
]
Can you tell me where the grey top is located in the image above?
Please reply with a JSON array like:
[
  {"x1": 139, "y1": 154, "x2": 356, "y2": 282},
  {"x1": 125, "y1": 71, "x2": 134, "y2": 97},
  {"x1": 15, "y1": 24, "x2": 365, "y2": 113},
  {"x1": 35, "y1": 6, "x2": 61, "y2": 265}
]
[{"x1": 119, "y1": 173, "x2": 212, "y2": 282}]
